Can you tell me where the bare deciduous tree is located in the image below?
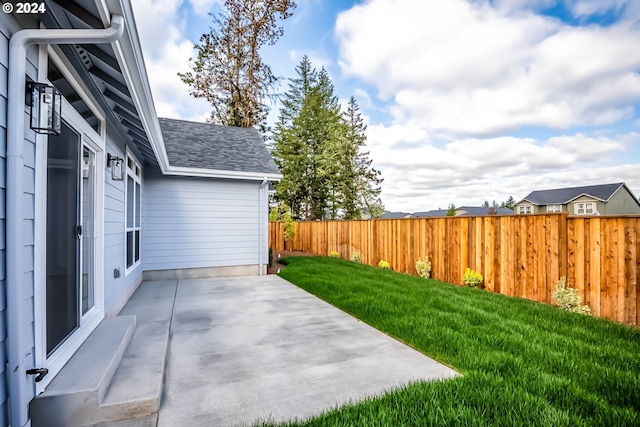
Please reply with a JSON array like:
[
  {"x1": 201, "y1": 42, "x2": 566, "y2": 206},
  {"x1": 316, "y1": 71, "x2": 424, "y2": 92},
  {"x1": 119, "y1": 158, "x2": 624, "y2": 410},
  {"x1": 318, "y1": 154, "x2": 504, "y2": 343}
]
[{"x1": 179, "y1": 0, "x2": 296, "y2": 129}]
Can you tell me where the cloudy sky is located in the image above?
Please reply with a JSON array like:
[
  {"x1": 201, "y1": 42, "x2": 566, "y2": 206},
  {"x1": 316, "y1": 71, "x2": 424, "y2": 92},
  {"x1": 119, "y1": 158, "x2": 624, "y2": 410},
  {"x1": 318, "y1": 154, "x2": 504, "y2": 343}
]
[{"x1": 131, "y1": 0, "x2": 640, "y2": 213}]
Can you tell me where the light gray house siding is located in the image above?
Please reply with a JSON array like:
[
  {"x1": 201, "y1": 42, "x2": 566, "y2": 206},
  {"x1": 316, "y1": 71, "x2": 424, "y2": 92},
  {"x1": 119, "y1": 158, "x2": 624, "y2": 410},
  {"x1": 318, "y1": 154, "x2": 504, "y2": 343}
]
[
  {"x1": 103, "y1": 137, "x2": 145, "y2": 316},
  {"x1": 603, "y1": 186, "x2": 640, "y2": 214},
  {"x1": 1, "y1": 12, "x2": 40, "y2": 426},
  {"x1": 143, "y1": 169, "x2": 262, "y2": 274},
  {"x1": 0, "y1": 17, "x2": 9, "y2": 427}
]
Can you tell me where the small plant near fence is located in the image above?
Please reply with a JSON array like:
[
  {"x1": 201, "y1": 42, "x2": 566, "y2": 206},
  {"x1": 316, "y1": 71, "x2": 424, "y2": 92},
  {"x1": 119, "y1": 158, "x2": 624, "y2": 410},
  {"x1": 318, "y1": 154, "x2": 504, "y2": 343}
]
[
  {"x1": 282, "y1": 210, "x2": 296, "y2": 250},
  {"x1": 463, "y1": 268, "x2": 483, "y2": 288},
  {"x1": 330, "y1": 251, "x2": 339, "y2": 258},
  {"x1": 552, "y1": 276, "x2": 591, "y2": 315},
  {"x1": 351, "y1": 250, "x2": 362, "y2": 263},
  {"x1": 415, "y1": 256, "x2": 432, "y2": 278},
  {"x1": 378, "y1": 260, "x2": 391, "y2": 270}
]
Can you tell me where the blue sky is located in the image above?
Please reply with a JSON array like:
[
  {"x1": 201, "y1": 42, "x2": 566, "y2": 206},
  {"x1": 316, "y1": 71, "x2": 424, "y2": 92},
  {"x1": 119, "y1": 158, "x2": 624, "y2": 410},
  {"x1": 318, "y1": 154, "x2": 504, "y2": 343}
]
[{"x1": 132, "y1": 0, "x2": 640, "y2": 212}]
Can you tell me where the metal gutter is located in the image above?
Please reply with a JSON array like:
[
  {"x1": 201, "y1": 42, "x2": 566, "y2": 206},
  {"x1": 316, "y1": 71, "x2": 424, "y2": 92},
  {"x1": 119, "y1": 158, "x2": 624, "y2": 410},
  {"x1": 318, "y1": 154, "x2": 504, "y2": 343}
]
[{"x1": 6, "y1": 15, "x2": 124, "y2": 427}]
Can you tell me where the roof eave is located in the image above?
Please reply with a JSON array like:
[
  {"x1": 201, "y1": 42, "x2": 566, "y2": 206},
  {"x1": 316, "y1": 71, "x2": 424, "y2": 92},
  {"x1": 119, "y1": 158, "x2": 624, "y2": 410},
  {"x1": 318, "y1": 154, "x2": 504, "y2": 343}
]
[
  {"x1": 165, "y1": 166, "x2": 283, "y2": 181},
  {"x1": 515, "y1": 198, "x2": 539, "y2": 206},
  {"x1": 96, "y1": 0, "x2": 170, "y2": 171}
]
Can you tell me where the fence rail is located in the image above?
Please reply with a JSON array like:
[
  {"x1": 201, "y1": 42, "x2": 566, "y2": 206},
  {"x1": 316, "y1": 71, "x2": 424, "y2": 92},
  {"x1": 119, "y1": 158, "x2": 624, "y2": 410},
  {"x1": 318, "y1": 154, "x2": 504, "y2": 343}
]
[{"x1": 269, "y1": 214, "x2": 640, "y2": 325}]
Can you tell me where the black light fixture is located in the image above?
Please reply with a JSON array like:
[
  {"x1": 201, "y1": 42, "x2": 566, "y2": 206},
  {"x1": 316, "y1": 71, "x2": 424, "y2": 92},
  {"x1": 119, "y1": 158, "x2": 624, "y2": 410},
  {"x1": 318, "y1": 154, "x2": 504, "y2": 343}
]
[
  {"x1": 107, "y1": 153, "x2": 124, "y2": 181},
  {"x1": 27, "y1": 82, "x2": 62, "y2": 135}
]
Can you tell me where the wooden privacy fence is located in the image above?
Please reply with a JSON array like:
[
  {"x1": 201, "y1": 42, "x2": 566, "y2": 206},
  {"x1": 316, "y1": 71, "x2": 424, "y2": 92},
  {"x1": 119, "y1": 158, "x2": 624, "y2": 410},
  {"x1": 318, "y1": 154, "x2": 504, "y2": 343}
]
[{"x1": 269, "y1": 213, "x2": 640, "y2": 325}]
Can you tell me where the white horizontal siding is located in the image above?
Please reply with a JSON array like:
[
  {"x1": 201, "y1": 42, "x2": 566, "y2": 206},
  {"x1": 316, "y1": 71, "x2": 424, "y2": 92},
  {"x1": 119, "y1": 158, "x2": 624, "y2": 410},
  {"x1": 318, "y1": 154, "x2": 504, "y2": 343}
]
[
  {"x1": 0, "y1": 21, "x2": 8, "y2": 426},
  {"x1": 102, "y1": 138, "x2": 144, "y2": 312},
  {"x1": 1, "y1": 11, "x2": 39, "y2": 425},
  {"x1": 143, "y1": 174, "x2": 261, "y2": 271}
]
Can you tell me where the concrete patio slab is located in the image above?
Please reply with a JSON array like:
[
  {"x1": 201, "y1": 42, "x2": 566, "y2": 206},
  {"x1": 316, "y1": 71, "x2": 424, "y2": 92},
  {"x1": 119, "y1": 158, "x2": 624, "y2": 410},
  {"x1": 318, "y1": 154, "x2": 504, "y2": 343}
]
[{"x1": 157, "y1": 275, "x2": 458, "y2": 426}]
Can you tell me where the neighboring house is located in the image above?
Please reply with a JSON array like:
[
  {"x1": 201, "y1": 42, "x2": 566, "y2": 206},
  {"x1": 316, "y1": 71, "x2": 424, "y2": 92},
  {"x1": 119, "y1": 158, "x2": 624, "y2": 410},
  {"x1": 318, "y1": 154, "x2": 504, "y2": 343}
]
[
  {"x1": 515, "y1": 183, "x2": 640, "y2": 216},
  {"x1": 1, "y1": 3, "x2": 281, "y2": 427}
]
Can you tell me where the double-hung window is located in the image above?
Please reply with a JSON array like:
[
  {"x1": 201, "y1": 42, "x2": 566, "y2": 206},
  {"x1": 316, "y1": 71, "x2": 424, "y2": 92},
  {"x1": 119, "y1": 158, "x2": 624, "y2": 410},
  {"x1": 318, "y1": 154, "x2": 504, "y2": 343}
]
[
  {"x1": 125, "y1": 151, "x2": 141, "y2": 272},
  {"x1": 574, "y1": 202, "x2": 595, "y2": 215},
  {"x1": 518, "y1": 205, "x2": 532, "y2": 214},
  {"x1": 547, "y1": 205, "x2": 562, "y2": 213}
]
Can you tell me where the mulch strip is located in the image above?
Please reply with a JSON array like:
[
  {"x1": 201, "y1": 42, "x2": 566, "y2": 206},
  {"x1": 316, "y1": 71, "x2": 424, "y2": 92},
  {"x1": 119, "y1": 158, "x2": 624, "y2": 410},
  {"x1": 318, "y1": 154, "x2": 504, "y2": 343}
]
[{"x1": 267, "y1": 250, "x2": 319, "y2": 274}]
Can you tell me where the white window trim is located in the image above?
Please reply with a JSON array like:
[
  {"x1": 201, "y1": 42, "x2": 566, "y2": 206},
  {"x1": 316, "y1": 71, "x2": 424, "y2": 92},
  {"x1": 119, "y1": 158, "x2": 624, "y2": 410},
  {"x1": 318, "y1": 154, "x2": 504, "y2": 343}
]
[
  {"x1": 574, "y1": 202, "x2": 596, "y2": 215},
  {"x1": 124, "y1": 149, "x2": 142, "y2": 275},
  {"x1": 547, "y1": 205, "x2": 562, "y2": 213},
  {"x1": 518, "y1": 205, "x2": 533, "y2": 214}
]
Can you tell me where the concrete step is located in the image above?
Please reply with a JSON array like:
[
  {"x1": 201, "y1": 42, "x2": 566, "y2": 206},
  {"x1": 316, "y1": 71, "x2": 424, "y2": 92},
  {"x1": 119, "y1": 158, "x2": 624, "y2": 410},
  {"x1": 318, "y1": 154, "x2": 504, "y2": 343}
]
[
  {"x1": 98, "y1": 320, "x2": 170, "y2": 423},
  {"x1": 88, "y1": 413, "x2": 158, "y2": 427},
  {"x1": 30, "y1": 316, "x2": 137, "y2": 427}
]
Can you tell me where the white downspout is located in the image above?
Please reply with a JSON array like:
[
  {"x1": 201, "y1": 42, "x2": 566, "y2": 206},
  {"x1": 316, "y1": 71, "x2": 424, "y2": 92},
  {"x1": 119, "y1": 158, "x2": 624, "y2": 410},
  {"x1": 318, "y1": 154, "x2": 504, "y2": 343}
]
[
  {"x1": 259, "y1": 178, "x2": 268, "y2": 276},
  {"x1": 7, "y1": 15, "x2": 124, "y2": 427}
]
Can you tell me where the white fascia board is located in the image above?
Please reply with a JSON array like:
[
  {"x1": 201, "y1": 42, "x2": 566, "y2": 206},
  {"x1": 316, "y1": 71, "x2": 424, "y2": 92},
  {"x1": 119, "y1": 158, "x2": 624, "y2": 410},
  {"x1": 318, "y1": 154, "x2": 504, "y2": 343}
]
[
  {"x1": 96, "y1": 0, "x2": 171, "y2": 172},
  {"x1": 164, "y1": 166, "x2": 283, "y2": 181},
  {"x1": 516, "y1": 198, "x2": 538, "y2": 206},
  {"x1": 564, "y1": 193, "x2": 607, "y2": 204}
]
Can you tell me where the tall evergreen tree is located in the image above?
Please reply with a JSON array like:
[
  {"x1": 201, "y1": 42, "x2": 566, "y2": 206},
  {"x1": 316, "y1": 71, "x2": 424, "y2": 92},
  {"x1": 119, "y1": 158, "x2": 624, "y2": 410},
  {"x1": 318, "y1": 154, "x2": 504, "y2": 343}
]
[
  {"x1": 272, "y1": 58, "x2": 384, "y2": 220},
  {"x1": 501, "y1": 196, "x2": 516, "y2": 210},
  {"x1": 343, "y1": 96, "x2": 384, "y2": 219},
  {"x1": 272, "y1": 56, "x2": 318, "y2": 219}
]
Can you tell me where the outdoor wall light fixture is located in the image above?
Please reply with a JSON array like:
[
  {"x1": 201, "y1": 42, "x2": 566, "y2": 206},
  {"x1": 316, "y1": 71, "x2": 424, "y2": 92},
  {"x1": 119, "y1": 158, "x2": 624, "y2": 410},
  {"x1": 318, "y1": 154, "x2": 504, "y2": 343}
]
[
  {"x1": 26, "y1": 82, "x2": 62, "y2": 135},
  {"x1": 107, "y1": 153, "x2": 124, "y2": 181}
]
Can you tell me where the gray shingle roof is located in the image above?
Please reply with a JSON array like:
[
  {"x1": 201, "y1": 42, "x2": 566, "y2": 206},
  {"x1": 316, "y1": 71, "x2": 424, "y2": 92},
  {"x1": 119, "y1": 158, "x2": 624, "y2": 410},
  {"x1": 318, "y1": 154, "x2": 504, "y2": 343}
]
[
  {"x1": 381, "y1": 212, "x2": 410, "y2": 219},
  {"x1": 158, "y1": 117, "x2": 281, "y2": 175},
  {"x1": 411, "y1": 210, "x2": 449, "y2": 217},
  {"x1": 458, "y1": 206, "x2": 514, "y2": 215},
  {"x1": 521, "y1": 183, "x2": 625, "y2": 205}
]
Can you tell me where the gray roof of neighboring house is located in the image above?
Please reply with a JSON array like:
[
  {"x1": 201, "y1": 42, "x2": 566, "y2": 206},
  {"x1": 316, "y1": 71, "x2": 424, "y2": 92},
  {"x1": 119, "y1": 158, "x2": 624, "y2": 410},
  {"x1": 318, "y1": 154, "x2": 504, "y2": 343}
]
[
  {"x1": 158, "y1": 117, "x2": 281, "y2": 175},
  {"x1": 519, "y1": 183, "x2": 627, "y2": 205},
  {"x1": 411, "y1": 210, "x2": 450, "y2": 218},
  {"x1": 381, "y1": 212, "x2": 411, "y2": 219},
  {"x1": 458, "y1": 206, "x2": 514, "y2": 215}
]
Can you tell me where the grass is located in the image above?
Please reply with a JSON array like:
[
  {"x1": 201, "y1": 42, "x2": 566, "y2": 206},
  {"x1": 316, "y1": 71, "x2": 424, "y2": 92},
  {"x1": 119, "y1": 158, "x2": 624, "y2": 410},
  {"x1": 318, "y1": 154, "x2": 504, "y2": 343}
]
[{"x1": 257, "y1": 256, "x2": 640, "y2": 427}]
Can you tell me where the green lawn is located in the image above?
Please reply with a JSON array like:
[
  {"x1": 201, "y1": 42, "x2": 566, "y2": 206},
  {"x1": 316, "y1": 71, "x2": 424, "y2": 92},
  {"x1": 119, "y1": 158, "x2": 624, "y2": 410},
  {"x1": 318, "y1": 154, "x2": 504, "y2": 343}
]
[{"x1": 260, "y1": 256, "x2": 640, "y2": 427}]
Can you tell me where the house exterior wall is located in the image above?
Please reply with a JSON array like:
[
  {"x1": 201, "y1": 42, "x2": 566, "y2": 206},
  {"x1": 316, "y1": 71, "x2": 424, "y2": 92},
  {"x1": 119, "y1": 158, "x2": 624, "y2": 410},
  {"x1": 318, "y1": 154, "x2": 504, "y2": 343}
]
[
  {"x1": 514, "y1": 202, "x2": 538, "y2": 214},
  {"x1": 143, "y1": 169, "x2": 264, "y2": 273},
  {"x1": 1, "y1": 11, "x2": 40, "y2": 426},
  {"x1": 568, "y1": 196, "x2": 605, "y2": 215},
  {"x1": 602, "y1": 186, "x2": 640, "y2": 215},
  {"x1": 103, "y1": 137, "x2": 144, "y2": 316},
  {"x1": 0, "y1": 16, "x2": 10, "y2": 427}
]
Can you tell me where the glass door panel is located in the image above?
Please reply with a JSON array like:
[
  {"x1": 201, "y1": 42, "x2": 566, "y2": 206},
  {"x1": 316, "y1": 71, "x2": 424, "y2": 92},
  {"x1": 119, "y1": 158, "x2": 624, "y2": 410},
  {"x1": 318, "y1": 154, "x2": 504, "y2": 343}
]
[{"x1": 46, "y1": 122, "x2": 80, "y2": 356}]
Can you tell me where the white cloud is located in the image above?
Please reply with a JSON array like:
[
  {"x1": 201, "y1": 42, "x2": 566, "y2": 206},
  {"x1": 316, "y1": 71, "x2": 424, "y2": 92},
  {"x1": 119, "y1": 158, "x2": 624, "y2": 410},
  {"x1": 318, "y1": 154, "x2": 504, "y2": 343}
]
[
  {"x1": 132, "y1": 0, "x2": 211, "y2": 122},
  {"x1": 335, "y1": 0, "x2": 640, "y2": 135},
  {"x1": 567, "y1": 0, "x2": 630, "y2": 18},
  {"x1": 188, "y1": 0, "x2": 222, "y2": 15},
  {"x1": 366, "y1": 126, "x2": 632, "y2": 211}
]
